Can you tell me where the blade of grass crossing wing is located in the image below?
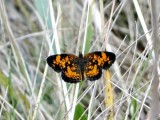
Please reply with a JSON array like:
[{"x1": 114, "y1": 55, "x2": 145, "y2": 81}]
[
  {"x1": 73, "y1": 1, "x2": 93, "y2": 119},
  {"x1": 33, "y1": 1, "x2": 72, "y2": 120}
]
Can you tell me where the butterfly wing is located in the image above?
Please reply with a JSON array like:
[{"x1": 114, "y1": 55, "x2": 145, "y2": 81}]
[
  {"x1": 84, "y1": 60, "x2": 102, "y2": 81},
  {"x1": 61, "y1": 62, "x2": 82, "y2": 83},
  {"x1": 47, "y1": 54, "x2": 77, "y2": 72},
  {"x1": 84, "y1": 51, "x2": 116, "y2": 81},
  {"x1": 47, "y1": 54, "x2": 82, "y2": 83}
]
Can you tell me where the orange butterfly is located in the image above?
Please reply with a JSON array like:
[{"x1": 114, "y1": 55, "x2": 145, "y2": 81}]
[{"x1": 47, "y1": 51, "x2": 116, "y2": 83}]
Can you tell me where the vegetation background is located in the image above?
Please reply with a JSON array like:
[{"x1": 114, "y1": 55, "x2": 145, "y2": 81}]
[{"x1": 0, "y1": 0, "x2": 159, "y2": 120}]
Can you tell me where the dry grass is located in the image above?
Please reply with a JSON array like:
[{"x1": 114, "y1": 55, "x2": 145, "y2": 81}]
[{"x1": 0, "y1": 0, "x2": 159, "y2": 120}]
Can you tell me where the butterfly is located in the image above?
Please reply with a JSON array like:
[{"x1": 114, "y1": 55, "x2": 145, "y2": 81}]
[{"x1": 47, "y1": 51, "x2": 116, "y2": 83}]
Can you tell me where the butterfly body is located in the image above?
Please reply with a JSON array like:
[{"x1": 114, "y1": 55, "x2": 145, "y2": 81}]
[{"x1": 47, "y1": 51, "x2": 116, "y2": 83}]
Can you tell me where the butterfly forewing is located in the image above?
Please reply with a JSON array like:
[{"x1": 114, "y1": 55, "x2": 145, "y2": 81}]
[
  {"x1": 84, "y1": 51, "x2": 116, "y2": 69},
  {"x1": 47, "y1": 54, "x2": 78, "y2": 72}
]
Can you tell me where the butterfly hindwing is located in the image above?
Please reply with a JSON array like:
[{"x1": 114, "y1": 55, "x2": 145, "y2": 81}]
[
  {"x1": 61, "y1": 63, "x2": 82, "y2": 83},
  {"x1": 84, "y1": 60, "x2": 102, "y2": 81}
]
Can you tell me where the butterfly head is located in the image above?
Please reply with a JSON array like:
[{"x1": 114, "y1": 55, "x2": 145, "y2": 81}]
[{"x1": 79, "y1": 52, "x2": 83, "y2": 58}]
